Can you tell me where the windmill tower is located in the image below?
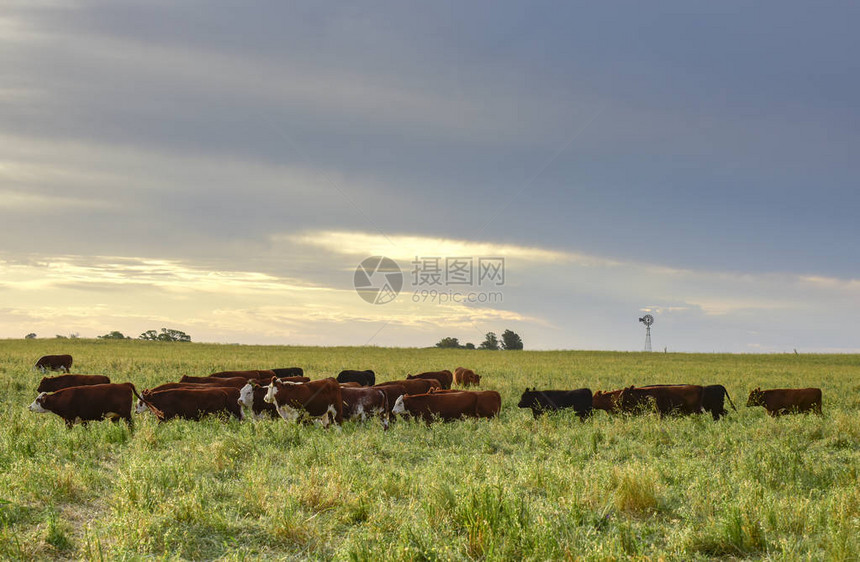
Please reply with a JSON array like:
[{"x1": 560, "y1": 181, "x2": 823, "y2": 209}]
[{"x1": 639, "y1": 314, "x2": 653, "y2": 352}]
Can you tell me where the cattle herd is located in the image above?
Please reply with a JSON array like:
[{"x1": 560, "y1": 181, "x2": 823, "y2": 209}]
[{"x1": 27, "y1": 354, "x2": 824, "y2": 429}]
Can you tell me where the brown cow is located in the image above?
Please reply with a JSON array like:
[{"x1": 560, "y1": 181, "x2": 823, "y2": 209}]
[
  {"x1": 137, "y1": 387, "x2": 243, "y2": 421},
  {"x1": 238, "y1": 381, "x2": 278, "y2": 419},
  {"x1": 392, "y1": 391, "x2": 497, "y2": 424},
  {"x1": 747, "y1": 387, "x2": 822, "y2": 416},
  {"x1": 474, "y1": 390, "x2": 502, "y2": 418},
  {"x1": 376, "y1": 378, "x2": 440, "y2": 395},
  {"x1": 407, "y1": 370, "x2": 453, "y2": 389},
  {"x1": 592, "y1": 389, "x2": 624, "y2": 413},
  {"x1": 29, "y1": 383, "x2": 148, "y2": 428},
  {"x1": 34, "y1": 354, "x2": 73, "y2": 373},
  {"x1": 341, "y1": 386, "x2": 389, "y2": 428},
  {"x1": 453, "y1": 367, "x2": 481, "y2": 387},
  {"x1": 340, "y1": 382, "x2": 362, "y2": 388},
  {"x1": 264, "y1": 377, "x2": 342, "y2": 427},
  {"x1": 426, "y1": 389, "x2": 501, "y2": 418},
  {"x1": 36, "y1": 374, "x2": 111, "y2": 393},
  {"x1": 374, "y1": 384, "x2": 408, "y2": 416},
  {"x1": 618, "y1": 385, "x2": 704, "y2": 416},
  {"x1": 208, "y1": 370, "x2": 277, "y2": 380},
  {"x1": 179, "y1": 375, "x2": 259, "y2": 388}
]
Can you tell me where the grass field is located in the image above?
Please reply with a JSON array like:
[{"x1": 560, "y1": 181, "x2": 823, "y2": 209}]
[{"x1": 0, "y1": 339, "x2": 858, "y2": 561}]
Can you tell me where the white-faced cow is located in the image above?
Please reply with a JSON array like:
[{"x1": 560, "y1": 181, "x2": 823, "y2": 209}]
[
  {"x1": 238, "y1": 381, "x2": 278, "y2": 419},
  {"x1": 392, "y1": 390, "x2": 500, "y2": 424},
  {"x1": 29, "y1": 382, "x2": 148, "y2": 428},
  {"x1": 264, "y1": 377, "x2": 343, "y2": 427}
]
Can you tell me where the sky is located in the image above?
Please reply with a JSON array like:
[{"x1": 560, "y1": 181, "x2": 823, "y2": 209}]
[{"x1": 1, "y1": 1, "x2": 858, "y2": 352}]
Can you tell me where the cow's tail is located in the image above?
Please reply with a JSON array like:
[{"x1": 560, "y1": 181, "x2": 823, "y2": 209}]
[
  {"x1": 129, "y1": 383, "x2": 165, "y2": 420},
  {"x1": 723, "y1": 387, "x2": 737, "y2": 411}
]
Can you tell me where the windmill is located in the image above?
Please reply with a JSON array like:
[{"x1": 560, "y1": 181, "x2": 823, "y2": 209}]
[{"x1": 639, "y1": 314, "x2": 653, "y2": 352}]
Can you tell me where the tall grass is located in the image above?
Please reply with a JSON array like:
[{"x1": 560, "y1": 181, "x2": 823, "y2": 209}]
[{"x1": 0, "y1": 339, "x2": 857, "y2": 560}]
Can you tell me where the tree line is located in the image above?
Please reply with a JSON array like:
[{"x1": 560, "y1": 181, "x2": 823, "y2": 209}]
[
  {"x1": 435, "y1": 330, "x2": 523, "y2": 350},
  {"x1": 24, "y1": 328, "x2": 192, "y2": 342}
]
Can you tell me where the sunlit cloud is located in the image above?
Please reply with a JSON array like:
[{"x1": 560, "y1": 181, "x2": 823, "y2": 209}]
[
  {"x1": 284, "y1": 230, "x2": 618, "y2": 267},
  {"x1": 0, "y1": 189, "x2": 114, "y2": 211}
]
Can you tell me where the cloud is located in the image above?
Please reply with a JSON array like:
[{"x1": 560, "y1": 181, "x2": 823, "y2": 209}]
[
  {"x1": 284, "y1": 230, "x2": 618, "y2": 267},
  {"x1": 0, "y1": 189, "x2": 114, "y2": 211}
]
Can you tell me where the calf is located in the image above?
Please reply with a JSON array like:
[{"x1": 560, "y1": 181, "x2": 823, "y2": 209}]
[
  {"x1": 37, "y1": 374, "x2": 111, "y2": 393},
  {"x1": 618, "y1": 385, "x2": 704, "y2": 416},
  {"x1": 747, "y1": 387, "x2": 822, "y2": 416},
  {"x1": 34, "y1": 354, "x2": 73, "y2": 373},
  {"x1": 407, "y1": 370, "x2": 453, "y2": 389},
  {"x1": 518, "y1": 388, "x2": 593, "y2": 420},
  {"x1": 337, "y1": 369, "x2": 376, "y2": 386},
  {"x1": 264, "y1": 377, "x2": 343, "y2": 427},
  {"x1": 453, "y1": 367, "x2": 481, "y2": 387},
  {"x1": 29, "y1": 382, "x2": 147, "y2": 428},
  {"x1": 341, "y1": 386, "x2": 389, "y2": 428},
  {"x1": 376, "y1": 378, "x2": 440, "y2": 395},
  {"x1": 137, "y1": 387, "x2": 243, "y2": 421}
]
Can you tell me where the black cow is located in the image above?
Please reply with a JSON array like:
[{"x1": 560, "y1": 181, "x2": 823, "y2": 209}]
[
  {"x1": 518, "y1": 388, "x2": 593, "y2": 420},
  {"x1": 272, "y1": 367, "x2": 304, "y2": 378},
  {"x1": 641, "y1": 384, "x2": 736, "y2": 420},
  {"x1": 337, "y1": 369, "x2": 375, "y2": 386},
  {"x1": 702, "y1": 384, "x2": 736, "y2": 420}
]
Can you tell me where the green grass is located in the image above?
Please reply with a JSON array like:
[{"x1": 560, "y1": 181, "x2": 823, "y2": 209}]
[{"x1": 1, "y1": 339, "x2": 858, "y2": 560}]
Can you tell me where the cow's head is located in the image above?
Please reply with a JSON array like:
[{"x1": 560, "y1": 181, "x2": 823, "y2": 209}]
[
  {"x1": 591, "y1": 390, "x2": 615, "y2": 411},
  {"x1": 238, "y1": 382, "x2": 255, "y2": 409},
  {"x1": 263, "y1": 377, "x2": 278, "y2": 404},
  {"x1": 617, "y1": 386, "x2": 641, "y2": 410},
  {"x1": 747, "y1": 387, "x2": 764, "y2": 407},
  {"x1": 391, "y1": 395, "x2": 406, "y2": 416},
  {"x1": 28, "y1": 392, "x2": 49, "y2": 413},
  {"x1": 134, "y1": 399, "x2": 149, "y2": 414},
  {"x1": 517, "y1": 388, "x2": 537, "y2": 408}
]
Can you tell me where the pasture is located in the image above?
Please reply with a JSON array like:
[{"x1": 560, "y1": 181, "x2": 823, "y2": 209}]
[{"x1": 0, "y1": 339, "x2": 858, "y2": 561}]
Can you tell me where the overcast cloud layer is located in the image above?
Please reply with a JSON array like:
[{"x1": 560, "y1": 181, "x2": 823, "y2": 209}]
[{"x1": 1, "y1": 1, "x2": 857, "y2": 351}]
